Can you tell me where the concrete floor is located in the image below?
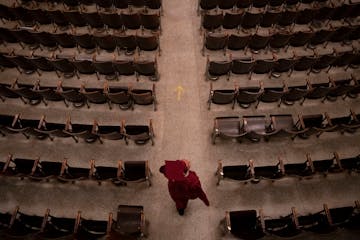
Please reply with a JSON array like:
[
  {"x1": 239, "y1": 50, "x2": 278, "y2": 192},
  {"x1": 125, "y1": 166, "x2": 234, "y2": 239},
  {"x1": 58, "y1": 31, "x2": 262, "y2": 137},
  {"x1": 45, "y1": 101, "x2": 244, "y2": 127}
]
[{"x1": 0, "y1": 0, "x2": 360, "y2": 239}]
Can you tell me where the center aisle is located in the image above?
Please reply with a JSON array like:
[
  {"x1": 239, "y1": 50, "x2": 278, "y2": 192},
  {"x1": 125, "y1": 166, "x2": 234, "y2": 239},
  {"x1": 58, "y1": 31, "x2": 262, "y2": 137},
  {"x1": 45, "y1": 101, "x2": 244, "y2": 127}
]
[{"x1": 149, "y1": 0, "x2": 219, "y2": 238}]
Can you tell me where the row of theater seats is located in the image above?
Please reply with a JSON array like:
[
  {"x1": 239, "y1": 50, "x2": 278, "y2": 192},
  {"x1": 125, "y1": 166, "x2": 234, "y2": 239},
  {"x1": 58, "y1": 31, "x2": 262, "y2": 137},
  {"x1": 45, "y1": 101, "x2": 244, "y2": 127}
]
[
  {"x1": 201, "y1": 3, "x2": 359, "y2": 31},
  {"x1": 206, "y1": 51, "x2": 359, "y2": 80},
  {"x1": 216, "y1": 152, "x2": 360, "y2": 184},
  {"x1": 0, "y1": 154, "x2": 152, "y2": 185},
  {"x1": 0, "y1": 53, "x2": 159, "y2": 81},
  {"x1": 0, "y1": 27, "x2": 161, "y2": 55},
  {"x1": 199, "y1": 0, "x2": 342, "y2": 10},
  {"x1": 0, "y1": 4, "x2": 161, "y2": 31},
  {"x1": 0, "y1": 113, "x2": 155, "y2": 144},
  {"x1": 0, "y1": 205, "x2": 146, "y2": 239},
  {"x1": 212, "y1": 110, "x2": 360, "y2": 143},
  {"x1": 19, "y1": 0, "x2": 162, "y2": 9},
  {"x1": 203, "y1": 26, "x2": 359, "y2": 54},
  {"x1": 0, "y1": 80, "x2": 157, "y2": 110},
  {"x1": 223, "y1": 202, "x2": 360, "y2": 239},
  {"x1": 208, "y1": 78, "x2": 359, "y2": 109}
]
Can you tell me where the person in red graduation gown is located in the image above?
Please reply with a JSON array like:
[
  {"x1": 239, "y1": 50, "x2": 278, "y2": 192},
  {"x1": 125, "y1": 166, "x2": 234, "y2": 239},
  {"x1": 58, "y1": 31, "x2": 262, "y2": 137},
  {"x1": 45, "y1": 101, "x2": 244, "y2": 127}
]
[{"x1": 159, "y1": 159, "x2": 210, "y2": 215}]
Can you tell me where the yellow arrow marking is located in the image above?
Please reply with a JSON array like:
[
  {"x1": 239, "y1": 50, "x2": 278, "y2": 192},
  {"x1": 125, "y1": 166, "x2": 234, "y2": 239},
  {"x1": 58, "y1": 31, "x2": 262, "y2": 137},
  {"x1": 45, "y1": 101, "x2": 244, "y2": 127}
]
[{"x1": 175, "y1": 85, "x2": 184, "y2": 101}]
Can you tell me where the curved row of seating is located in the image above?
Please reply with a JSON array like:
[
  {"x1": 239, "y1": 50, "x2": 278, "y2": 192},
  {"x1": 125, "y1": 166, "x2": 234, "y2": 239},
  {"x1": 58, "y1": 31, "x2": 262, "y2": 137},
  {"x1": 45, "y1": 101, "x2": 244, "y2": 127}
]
[
  {"x1": 0, "y1": 27, "x2": 160, "y2": 55},
  {"x1": 206, "y1": 51, "x2": 359, "y2": 80},
  {"x1": 0, "y1": 154, "x2": 152, "y2": 185},
  {"x1": 223, "y1": 202, "x2": 360, "y2": 239},
  {"x1": 0, "y1": 4, "x2": 161, "y2": 30},
  {"x1": 0, "y1": 80, "x2": 157, "y2": 110},
  {"x1": 0, "y1": 113, "x2": 155, "y2": 145},
  {"x1": 0, "y1": 205, "x2": 146, "y2": 239},
  {"x1": 208, "y1": 78, "x2": 359, "y2": 109},
  {"x1": 0, "y1": 53, "x2": 159, "y2": 81},
  {"x1": 202, "y1": 26, "x2": 359, "y2": 54},
  {"x1": 20, "y1": 0, "x2": 162, "y2": 9},
  {"x1": 201, "y1": 3, "x2": 359, "y2": 30},
  {"x1": 212, "y1": 110, "x2": 360, "y2": 143},
  {"x1": 216, "y1": 152, "x2": 360, "y2": 184},
  {"x1": 199, "y1": 0, "x2": 346, "y2": 11}
]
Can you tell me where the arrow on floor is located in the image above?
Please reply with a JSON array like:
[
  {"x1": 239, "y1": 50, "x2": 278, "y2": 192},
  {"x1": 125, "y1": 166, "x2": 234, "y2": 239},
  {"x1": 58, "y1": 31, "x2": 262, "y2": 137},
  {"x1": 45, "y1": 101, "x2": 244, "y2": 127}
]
[{"x1": 175, "y1": 85, "x2": 184, "y2": 101}]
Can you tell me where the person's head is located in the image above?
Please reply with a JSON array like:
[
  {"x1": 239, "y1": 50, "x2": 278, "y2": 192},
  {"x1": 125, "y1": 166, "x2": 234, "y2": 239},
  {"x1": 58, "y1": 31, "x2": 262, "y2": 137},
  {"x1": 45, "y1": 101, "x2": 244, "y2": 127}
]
[{"x1": 182, "y1": 159, "x2": 190, "y2": 173}]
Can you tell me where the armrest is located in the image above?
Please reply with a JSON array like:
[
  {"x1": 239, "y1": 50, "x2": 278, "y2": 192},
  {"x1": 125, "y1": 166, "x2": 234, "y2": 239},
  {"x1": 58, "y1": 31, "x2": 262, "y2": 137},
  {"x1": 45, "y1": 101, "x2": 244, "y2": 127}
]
[
  {"x1": 140, "y1": 211, "x2": 145, "y2": 234},
  {"x1": 324, "y1": 112, "x2": 333, "y2": 127},
  {"x1": 249, "y1": 159, "x2": 255, "y2": 177},
  {"x1": 292, "y1": 207, "x2": 299, "y2": 229},
  {"x1": 41, "y1": 209, "x2": 50, "y2": 233},
  {"x1": 38, "y1": 115, "x2": 46, "y2": 130},
  {"x1": 259, "y1": 209, "x2": 265, "y2": 232},
  {"x1": 12, "y1": 114, "x2": 20, "y2": 128},
  {"x1": 298, "y1": 114, "x2": 305, "y2": 129},
  {"x1": 149, "y1": 119, "x2": 154, "y2": 136},
  {"x1": 145, "y1": 160, "x2": 151, "y2": 179},
  {"x1": 106, "y1": 212, "x2": 113, "y2": 235},
  {"x1": 305, "y1": 78, "x2": 313, "y2": 90},
  {"x1": 355, "y1": 200, "x2": 360, "y2": 210},
  {"x1": 34, "y1": 80, "x2": 41, "y2": 91},
  {"x1": 306, "y1": 153, "x2": 315, "y2": 173},
  {"x1": 217, "y1": 160, "x2": 223, "y2": 185},
  {"x1": 103, "y1": 81, "x2": 109, "y2": 94},
  {"x1": 90, "y1": 160, "x2": 95, "y2": 178},
  {"x1": 333, "y1": 152, "x2": 342, "y2": 169},
  {"x1": 350, "y1": 109, "x2": 358, "y2": 122},
  {"x1": 56, "y1": 81, "x2": 63, "y2": 93},
  {"x1": 91, "y1": 120, "x2": 98, "y2": 134},
  {"x1": 324, "y1": 204, "x2": 332, "y2": 226},
  {"x1": 117, "y1": 160, "x2": 123, "y2": 179},
  {"x1": 74, "y1": 211, "x2": 81, "y2": 234},
  {"x1": 65, "y1": 116, "x2": 72, "y2": 132},
  {"x1": 9, "y1": 206, "x2": 19, "y2": 227},
  {"x1": 225, "y1": 211, "x2": 231, "y2": 232},
  {"x1": 121, "y1": 120, "x2": 126, "y2": 134},
  {"x1": 3, "y1": 153, "x2": 13, "y2": 173},
  {"x1": 31, "y1": 157, "x2": 40, "y2": 176},
  {"x1": 60, "y1": 158, "x2": 68, "y2": 176},
  {"x1": 278, "y1": 157, "x2": 285, "y2": 175}
]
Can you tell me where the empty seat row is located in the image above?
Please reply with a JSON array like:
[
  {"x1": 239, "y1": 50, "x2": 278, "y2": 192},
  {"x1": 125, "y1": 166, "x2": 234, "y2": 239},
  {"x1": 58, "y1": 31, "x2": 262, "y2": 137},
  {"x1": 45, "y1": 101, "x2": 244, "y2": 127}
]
[
  {"x1": 0, "y1": 4, "x2": 161, "y2": 30},
  {"x1": 206, "y1": 51, "x2": 359, "y2": 80},
  {"x1": 0, "y1": 113, "x2": 155, "y2": 145},
  {"x1": 20, "y1": 0, "x2": 162, "y2": 9},
  {"x1": 199, "y1": 0, "x2": 340, "y2": 11},
  {"x1": 208, "y1": 77, "x2": 360, "y2": 109},
  {"x1": 0, "y1": 80, "x2": 157, "y2": 110},
  {"x1": 201, "y1": 5, "x2": 360, "y2": 31},
  {"x1": 0, "y1": 205, "x2": 146, "y2": 239},
  {"x1": 216, "y1": 152, "x2": 360, "y2": 184},
  {"x1": 1, "y1": 154, "x2": 152, "y2": 185},
  {"x1": 212, "y1": 110, "x2": 360, "y2": 143},
  {"x1": 0, "y1": 27, "x2": 161, "y2": 55},
  {"x1": 202, "y1": 26, "x2": 360, "y2": 54},
  {"x1": 0, "y1": 53, "x2": 159, "y2": 81},
  {"x1": 223, "y1": 202, "x2": 360, "y2": 239}
]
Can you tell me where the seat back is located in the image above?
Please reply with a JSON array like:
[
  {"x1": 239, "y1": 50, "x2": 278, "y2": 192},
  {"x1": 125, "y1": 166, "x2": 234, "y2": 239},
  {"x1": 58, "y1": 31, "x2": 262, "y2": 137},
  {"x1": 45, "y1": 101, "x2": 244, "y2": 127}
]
[
  {"x1": 237, "y1": 87, "x2": 262, "y2": 104},
  {"x1": 208, "y1": 60, "x2": 232, "y2": 76},
  {"x1": 227, "y1": 33, "x2": 250, "y2": 50},
  {"x1": 115, "y1": 205, "x2": 144, "y2": 236},
  {"x1": 223, "y1": 165, "x2": 251, "y2": 180},
  {"x1": 212, "y1": 90, "x2": 235, "y2": 104},
  {"x1": 131, "y1": 89, "x2": 154, "y2": 105},
  {"x1": 216, "y1": 116, "x2": 242, "y2": 136},
  {"x1": 123, "y1": 161, "x2": 146, "y2": 181},
  {"x1": 230, "y1": 210, "x2": 264, "y2": 239},
  {"x1": 259, "y1": 88, "x2": 284, "y2": 102}
]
